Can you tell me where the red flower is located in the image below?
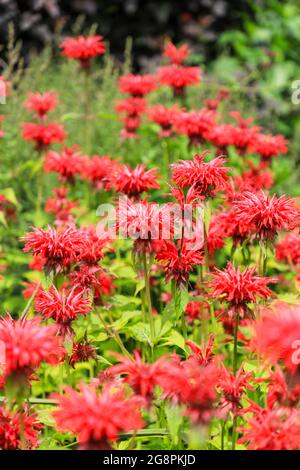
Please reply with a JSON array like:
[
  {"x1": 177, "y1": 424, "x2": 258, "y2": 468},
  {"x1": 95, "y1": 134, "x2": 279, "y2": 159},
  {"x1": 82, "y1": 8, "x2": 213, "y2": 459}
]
[
  {"x1": 209, "y1": 263, "x2": 275, "y2": 319},
  {"x1": 254, "y1": 302, "x2": 300, "y2": 373},
  {"x1": 276, "y1": 232, "x2": 300, "y2": 265},
  {"x1": 45, "y1": 187, "x2": 78, "y2": 227},
  {"x1": 60, "y1": 35, "x2": 105, "y2": 68},
  {"x1": 250, "y1": 133, "x2": 288, "y2": 161},
  {"x1": 186, "y1": 336, "x2": 215, "y2": 367},
  {"x1": 0, "y1": 405, "x2": 43, "y2": 450},
  {"x1": 147, "y1": 104, "x2": 180, "y2": 138},
  {"x1": 21, "y1": 122, "x2": 66, "y2": 150},
  {"x1": 118, "y1": 74, "x2": 157, "y2": 97},
  {"x1": 155, "y1": 240, "x2": 203, "y2": 285},
  {"x1": 228, "y1": 111, "x2": 261, "y2": 155},
  {"x1": 110, "y1": 163, "x2": 160, "y2": 199},
  {"x1": 23, "y1": 225, "x2": 83, "y2": 273},
  {"x1": 185, "y1": 300, "x2": 210, "y2": 324},
  {"x1": 158, "y1": 65, "x2": 201, "y2": 97},
  {"x1": 173, "y1": 110, "x2": 216, "y2": 145},
  {"x1": 163, "y1": 42, "x2": 190, "y2": 65},
  {"x1": 68, "y1": 337, "x2": 97, "y2": 368},
  {"x1": 81, "y1": 155, "x2": 120, "y2": 189},
  {"x1": 24, "y1": 92, "x2": 58, "y2": 118},
  {"x1": 44, "y1": 146, "x2": 84, "y2": 183},
  {"x1": 233, "y1": 191, "x2": 299, "y2": 241},
  {"x1": 265, "y1": 368, "x2": 300, "y2": 409},
  {"x1": 35, "y1": 286, "x2": 91, "y2": 336},
  {"x1": 238, "y1": 403, "x2": 300, "y2": 450},
  {"x1": 115, "y1": 97, "x2": 146, "y2": 117},
  {"x1": 0, "y1": 315, "x2": 61, "y2": 379},
  {"x1": 77, "y1": 225, "x2": 108, "y2": 265},
  {"x1": 218, "y1": 364, "x2": 254, "y2": 415},
  {"x1": 233, "y1": 163, "x2": 274, "y2": 193},
  {"x1": 70, "y1": 266, "x2": 114, "y2": 302},
  {"x1": 107, "y1": 350, "x2": 179, "y2": 401},
  {"x1": 171, "y1": 152, "x2": 229, "y2": 198},
  {"x1": 53, "y1": 383, "x2": 144, "y2": 449}
]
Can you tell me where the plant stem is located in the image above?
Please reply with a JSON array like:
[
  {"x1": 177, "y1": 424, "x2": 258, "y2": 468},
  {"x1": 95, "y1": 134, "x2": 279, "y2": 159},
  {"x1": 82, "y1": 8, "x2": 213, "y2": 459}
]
[
  {"x1": 232, "y1": 315, "x2": 239, "y2": 450},
  {"x1": 142, "y1": 248, "x2": 155, "y2": 356},
  {"x1": 96, "y1": 308, "x2": 132, "y2": 359},
  {"x1": 83, "y1": 68, "x2": 92, "y2": 153}
]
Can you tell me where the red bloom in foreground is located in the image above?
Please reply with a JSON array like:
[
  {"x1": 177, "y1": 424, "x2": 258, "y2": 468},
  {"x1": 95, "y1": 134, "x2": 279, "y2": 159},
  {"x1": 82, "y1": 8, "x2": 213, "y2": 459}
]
[
  {"x1": 24, "y1": 92, "x2": 58, "y2": 119},
  {"x1": 0, "y1": 315, "x2": 61, "y2": 379},
  {"x1": 21, "y1": 122, "x2": 65, "y2": 150},
  {"x1": 110, "y1": 164, "x2": 160, "y2": 198},
  {"x1": 44, "y1": 146, "x2": 84, "y2": 183},
  {"x1": 266, "y1": 368, "x2": 300, "y2": 409},
  {"x1": 60, "y1": 35, "x2": 105, "y2": 68},
  {"x1": 234, "y1": 191, "x2": 299, "y2": 241},
  {"x1": 155, "y1": 240, "x2": 203, "y2": 285},
  {"x1": 53, "y1": 383, "x2": 144, "y2": 449},
  {"x1": 68, "y1": 337, "x2": 97, "y2": 368},
  {"x1": 276, "y1": 232, "x2": 300, "y2": 265},
  {"x1": 147, "y1": 104, "x2": 180, "y2": 138},
  {"x1": 254, "y1": 302, "x2": 300, "y2": 373},
  {"x1": 158, "y1": 65, "x2": 201, "y2": 97},
  {"x1": 171, "y1": 152, "x2": 229, "y2": 198},
  {"x1": 35, "y1": 286, "x2": 91, "y2": 336},
  {"x1": 23, "y1": 225, "x2": 83, "y2": 273},
  {"x1": 209, "y1": 263, "x2": 274, "y2": 319},
  {"x1": 163, "y1": 42, "x2": 190, "y2": 65},
  {"x1": 118, "y1": 74, "x2": 157, "y2": 97},
  {"x1": 0, "y1": 405, "x2": 42, "y2": 450},
  {"x1": 239, "y1": 404, "x2": 300, "y2": 450}
]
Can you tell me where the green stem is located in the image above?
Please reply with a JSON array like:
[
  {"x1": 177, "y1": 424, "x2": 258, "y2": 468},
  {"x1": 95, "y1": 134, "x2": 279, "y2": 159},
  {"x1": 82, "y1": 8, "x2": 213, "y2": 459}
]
[
  {"x1": 232, "y1": 315, "x2": 239, "y2": 450},
  {"x1": 142, "y1": 248, "x2": 155, "y2": 357},
  {"x1": 96, "y1": 308, "x2": 132, "y2": 359},
  {"x1": 83, "y1": 68, "x2": 92, "y2": 153}
]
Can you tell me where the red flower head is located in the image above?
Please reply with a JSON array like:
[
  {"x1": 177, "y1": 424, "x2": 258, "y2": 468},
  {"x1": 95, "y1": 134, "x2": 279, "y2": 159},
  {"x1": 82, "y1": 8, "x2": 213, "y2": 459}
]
[
  {"x1": 250, "y1": 132, "x2": 288, "y2": 161},
  {"x1": 276, "y1": 232, "x2": 300, "y2": 265},
  {"x1": 21, "y1": 122, "x2": 66, "y2": 150},
  {"x1": 218, "y1": 364, "x2": 254, "y2": 415},
  {"x1": 23, "y1": 225, "x2": 83, "y2": 274},
  {"x1": 35, "y1": 286, "x2": 92, "y2": 336},
  {"x1": 0, "y1": 315, "x2": 61, "y2": 380},
  {"x1": 77, "y1": 225, "x2": 108, "y2": 265},
  {"x1": 60, "y1": 35, "x2": 105, "y2": 68},
  {"x1": 70, "y1": 266, "x2": 114, "y2": 303},
  {"x1": 68, "y1": 336, "x2": 97, "y2": 368},
  {"x1": 254, "y1": 301, "x2": 300, "y2": 374},
  {"x1": 158, "y1": 65, "x2": 201, "y2": 97},
  {"x1": 118, "y1": 74, "x2": 157, "y2": 97},
  {"x1": 120, "y1": 115, "x2": 141, "y2": 139},
  {"x1": 107, "y1": 350, "x2": 179, "y2": 402},
  {"x1": 171, "y1": 151, "x2": 229, "y2": 198},
  {"x1": 0, "y1": 405, "x2": 43, "y2": 450},
  {"x1": 228, "y1": 111, "x2": 261, "y2": 155},
  {"x1": 155, "y1": 240, "x2": 203, "y2": 285},
  {"x1": 24, "y1": 91, "x2": 58, "y2": 119},
  {"x1": 238, "y1": 403, "x2": 300, "y2": 450},
  {"x1": 206, "y1": 123, "x2": 236, "y2": 153},
  {"x1": 265, "y1": 368, "x2": 300, "y2": 409},
  {"x1": 186, "y1": 336, "x2": 215, "y2": 367},
  {"x1": 233, "y1": 162, "x2": 274, "y2": 193},
  {"x1": 173, "y1": 110, "x2": 216, "y2": 145},
  {"x1": 45, "y1": 187, "x2": 78, "y2": 227},
  {"x1": 53, "y1": 383, "x2": 144, "y2": 449},
  {"x1": 81, "y1": 155, "x2": 120, "y2": 189},
  {"x1": 233, "y1": 191, "x2": 299, "y2": 241},
  {"x1": 110, "y1": 163, "x2": 160, "y2": 199},
  {"x1": 115, "y1": 97, "x2": 146, "y2": 117},
  {"x1": 185, "y1": 300, "x2": 210, "y2": 324},
  {"x1": 44, "y1": 146, "x2": 84, "y2": 184},
  {"x1": 147, "y1": 104, "x2": 180, "y2": 138},
  {"x1": 163, "y1": 42, "x2": 190, "y2": 65},
  {"x1": 209, "y1": 263, "x2": 275, "y2": 319}
]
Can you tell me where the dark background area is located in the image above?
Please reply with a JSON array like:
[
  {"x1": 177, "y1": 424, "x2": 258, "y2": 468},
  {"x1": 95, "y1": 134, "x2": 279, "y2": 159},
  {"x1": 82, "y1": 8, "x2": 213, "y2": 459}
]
[{"x1": 0, "y1": 0, "x2": 253, "y2": 69}]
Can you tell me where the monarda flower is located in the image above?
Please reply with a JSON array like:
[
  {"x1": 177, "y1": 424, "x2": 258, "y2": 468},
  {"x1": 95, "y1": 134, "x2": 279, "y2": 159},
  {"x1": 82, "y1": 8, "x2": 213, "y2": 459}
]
[
  {"x1": 0, "y1": 315, "x2": 61, "y2": 383},
  {"x1": 60, "y1": 35, "x2": 105, "y2": 69},
  {"x1": 233, "y1": 162, "x2": 274, "y2": 193},
  {"x1": 163, "y1": 42, "x2": 190, "y2": 65},
  {"x1": 70, "y1": 265, "x2": 114, "y2": 304},
  {"x1": 35, "y1": 286, "x2": 92, "y2": 336},
  {"x1": 53, "y1": 383, "x2": 144, "y2": 450},
  {"x1": 238, "y1": 403, "x2": 300, "y2": 450},
  {"x1": 155, "y1": 240, "x2": 203, "y2": 285},
  {"x1": 77, "y1": 226, "x2": 108, "y2": 265},
  {"x1": 209, "y1": 263, "x2": 275, "y2": 319},
  {"x1": 81, "y1": 155, "x2": 120, "y2": 190},
  {"x1": 171, "y1": 151, "x2": 229, "y2": 198},
  {"x1": 118, "y1": 74, "x2": 157, "y2": 97},
  {"x1": 147, "y1": 104, "x2": 180, "y2": 138},
  {"x1": 23, "y1": 225, "x2": 83, "y2": 274},
  {"x1": 249, "y1": 132, "x2": 288, "y2": 162},
  {"x1": 44, "y1": 146, "x2": 84, "y2": 184},
  {"x1": 158, "y1": 65, "x2": 201, "y2": 97},
  {"x1": 276, "y1": 232, "x2": 300, "y2": 265},
  {"x1": 107, "y1": 350, "x2": 180, "y2": 402},
  {"x1": 21, "y1": 122, "x2": 66, "y2": 150},
  {"x1": 218, "y1": 364, "x2": 254, "y2": 415},
  {"x1": 115, "y1": 97, "x2": 146, "y2": 118},
  {"x1": 45, "y1": 187, "x2": 78, "y2": 227},
  {"x1": 68, "y1": 337, "x2": 97, "y2": 368},
  {"x1": 24, "y1": 91, "x2": 58, "y2": 119},
  {"x1": 228, "y1": 111, "x2": 261, "y2": 155},
  {"x1": 109, "y1": 163, "x2": 160, "y2": 199},
  {"x1": 0, "y1": 405, "x2": 43, "y2": 450},
  {"x1": 185, "y1": 300, "x2": 210, "y2": 324},
  {"x1": 265, "y1": 368, "x2": 300, "y2": 409},
  {"x1": 233, "y1": 191, "x2": 299, "y2": 241},
  {"x1": 254, "y1": 301, "x2": 300, "y2": 374},
  {"x1": 173, "y1": 110, "x2": 216, "y2": 146}
]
